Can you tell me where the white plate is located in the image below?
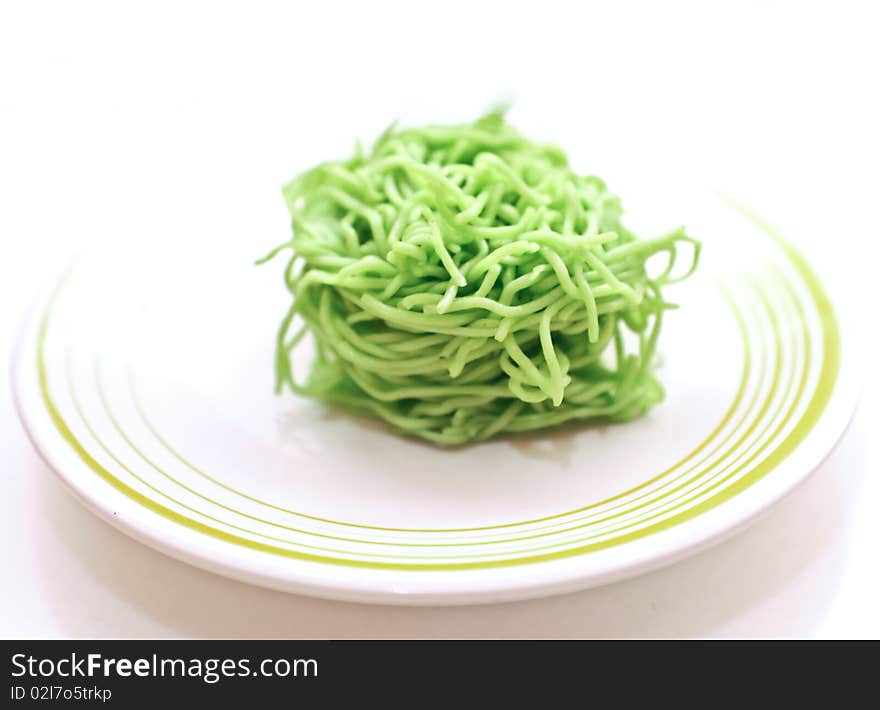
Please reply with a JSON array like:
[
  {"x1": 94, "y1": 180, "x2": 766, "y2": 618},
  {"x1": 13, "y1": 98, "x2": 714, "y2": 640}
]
[{"x1": 11, "y1": 181, "x2": 860, "y2": 605}]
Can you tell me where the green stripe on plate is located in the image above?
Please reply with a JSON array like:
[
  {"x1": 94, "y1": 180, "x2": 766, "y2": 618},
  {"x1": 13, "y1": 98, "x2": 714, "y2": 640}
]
[{"x1": 36, "y1": 209, "x2": 839, "y2": 570}]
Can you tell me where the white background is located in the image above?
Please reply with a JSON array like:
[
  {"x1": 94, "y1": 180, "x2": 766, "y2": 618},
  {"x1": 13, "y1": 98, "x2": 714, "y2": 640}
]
[{"x1": 1, "y1": 0, "x2": 878, "y2": 638}]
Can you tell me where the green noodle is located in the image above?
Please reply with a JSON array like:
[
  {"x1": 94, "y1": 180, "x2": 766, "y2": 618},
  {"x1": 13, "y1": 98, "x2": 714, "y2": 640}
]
[{"x1": 261, "y1": 112, "x2": 700, "y2": 445}]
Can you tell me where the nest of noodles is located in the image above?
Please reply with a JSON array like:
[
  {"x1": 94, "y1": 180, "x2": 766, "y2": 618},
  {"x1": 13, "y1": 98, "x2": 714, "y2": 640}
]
[{"x1": 262, "y1": 112, "x2": 700, "y2": 445}]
